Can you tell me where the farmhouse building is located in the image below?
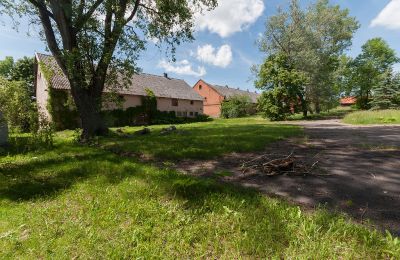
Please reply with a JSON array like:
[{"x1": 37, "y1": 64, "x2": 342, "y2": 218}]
[
  {"x1": 340, "y1": 96, "x2": 357, "y2": 106},
  {"x1": 193, "y1": 79, "x2": 260, "y2": 117},
  {"x1": 35, "y1": 53, "x2": 204, "y2": 125}
]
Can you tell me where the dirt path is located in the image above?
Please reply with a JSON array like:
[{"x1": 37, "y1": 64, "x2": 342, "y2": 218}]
[{"x1": 176, "y1": 120, "x2": 400, "y2": 235}]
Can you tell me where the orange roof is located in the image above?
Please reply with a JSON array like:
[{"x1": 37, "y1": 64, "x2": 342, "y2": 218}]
[{"x1": 340, "y1": 96, "x2": 357, "y2": 105}]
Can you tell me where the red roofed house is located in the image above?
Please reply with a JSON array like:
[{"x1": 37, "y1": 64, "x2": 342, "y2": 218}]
[
  {"x1": 193, "y1": 79, "x2": 260, "y2": 117},
  {"x1": 340, "y1": 96, "x2": 357, "y2": 106}
]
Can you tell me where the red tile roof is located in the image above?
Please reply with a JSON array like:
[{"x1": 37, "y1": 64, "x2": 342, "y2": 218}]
[{"x1": 340, "y1": 96, "x2": 357, "y2": 105}]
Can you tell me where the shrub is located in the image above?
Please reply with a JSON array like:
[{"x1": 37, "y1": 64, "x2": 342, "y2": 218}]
[
  {"x1": 0, "y1": 77, "x2": 37, "y2": 132},
  {"x1": 220, "y1": 95, "x2": 255, "y2": 118},
  {"x1": 257, "y1": 87, "x2": 292, "y2": 121}
]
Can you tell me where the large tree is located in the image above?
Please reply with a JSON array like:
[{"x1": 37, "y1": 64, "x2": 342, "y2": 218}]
[
  {"x1": 350, "y1": 38, "x2": 399, "y2": 109},
  {"x1": 256, "y1": 52, "x2": 307, "y2": 120},
  {"x1": 257, "y1": 0, "x2": 359, "y2": 114},
  {"x1": 0, "y1": 0, "x2": 217, "y2": 141}
]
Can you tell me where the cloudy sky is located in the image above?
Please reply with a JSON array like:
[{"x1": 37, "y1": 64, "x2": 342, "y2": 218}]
[{"x1": 0, "y1": 0, "x2": 399, "y2": 92}]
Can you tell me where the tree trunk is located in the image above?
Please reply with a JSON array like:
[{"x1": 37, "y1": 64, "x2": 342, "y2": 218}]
[{"x1": 70, "y1": 81, "x2": 108, "y2": 142}]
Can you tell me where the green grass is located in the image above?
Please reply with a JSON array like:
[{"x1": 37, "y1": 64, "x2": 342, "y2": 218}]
[
  {"x1": 1, "y1": 119, "x2": 399, "y2": 258},
  {"x1": 343, "y1": 109, "x2": 400, "y2": 125},
  {"x1": 99, "y1": 117, "x2": 301, "y2": 160},
  {"x1": 288, "y1": 106, "x2": 354, "y2": 121}
]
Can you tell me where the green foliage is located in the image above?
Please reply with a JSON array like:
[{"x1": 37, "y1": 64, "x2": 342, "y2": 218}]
[
  {"x1": 371, "y1": 71, "x2": 400, "y2": 110},
  {"x1": 0, "y1": 56, "x2": 35, "y2": 96},
  {"x1": 258, "y1": 0, "x2": 359, "y2": 114},
  {"x1": 0, "y1": 121, "x2": 398, "y2": 258},
  {"x1": 255, "y1": 53, "x2": 307, "y2": 120},
  {"x1": 350, "y1": 38, "x2": 399, "y2": 109},
  {"x1": 0, "y1": 0, "x2": 218, "y2": 138},
  {"x1": 220, "y1": 95, "x2": 255, "y2": 118},
  {"x1": 142, "y1": 88, "x2": 157, "y2": 123},
  {"x1": 0, "y1": 56, "x2": 14, "y2": 79},
  {"x1": 258, "y1": 87, "x2": 292, "y2": 121},
  {"x1": 47, "y1": 89, "x2": 80, "y2": 130},
  {"x1": 0, "y1": 77, "x2": 36, "y2": 132}
]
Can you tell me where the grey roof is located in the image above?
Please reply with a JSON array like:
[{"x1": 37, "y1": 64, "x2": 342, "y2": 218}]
[
  {"x1": 35, "y1": 53, "x2": 203, "y2": 101},
  {"x1": 208, "y1": 82, "x2": 260, "y2": 103}
]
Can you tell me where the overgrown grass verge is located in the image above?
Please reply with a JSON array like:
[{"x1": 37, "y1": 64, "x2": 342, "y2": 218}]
[
  {"x1": 99, "y1": 117, "x2": 302, "y2": 160},
  {"x1": 1, "y1": 138, "x2": 399, "y2": 258},
  {"x1": 288, "y1": 106, "x2": 354, "y2": 121},
  {"x1": 343, "y1": 109, "x2": 400, "y2": 125}
]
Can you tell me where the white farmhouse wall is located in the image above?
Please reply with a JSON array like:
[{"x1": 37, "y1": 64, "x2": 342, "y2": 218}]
[
  {"x1": 156, "y1": 98, "x2": 203, "y2": 117},
  {"x1": 0, "y1": 112, "x2": 8, "y2": 145},
  {"x1": 35, "y1": 67, "x2": 52, "y2": 121}
]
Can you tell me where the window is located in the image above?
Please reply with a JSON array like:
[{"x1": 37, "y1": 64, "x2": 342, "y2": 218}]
[
  {"x1": 195, "y1": 112, "x2": 199, "y2": 116},
  {"x1": 199, "y1": 85, "x2": 202, "y2": 90},
  {"x1": 182, "y1": 111, "x2": 188, "y2": 117},
  {"x1": 172, "y1": 99, "x2": 178, "y2": 106},
  {"x1": 177, "y1": 111, "x2": 182, "y2": 117},
  {"x1": 190, "y1": 100, "x2": 194, "y2": 105},
  {"x1": 189, "y1": 112, "x2": 194, "y2": 116}
]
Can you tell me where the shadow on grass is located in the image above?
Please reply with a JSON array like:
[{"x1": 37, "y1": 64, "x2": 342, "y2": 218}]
[
  {"x1": 101, "y1": 122, "x2": 301, "y2": 160},
  {"x1": 287, "y1": 107, "x2": 355, "y2": 121}
]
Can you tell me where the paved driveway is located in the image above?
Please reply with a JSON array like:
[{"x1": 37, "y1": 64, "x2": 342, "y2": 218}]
[{"x1": 178, "y1": 120, "x2": 400, "y2": 235}]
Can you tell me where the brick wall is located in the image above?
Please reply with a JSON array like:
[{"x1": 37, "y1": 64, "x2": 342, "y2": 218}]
[{"x1": 193, "y1": 80, "x2": 224, "y2": 117}]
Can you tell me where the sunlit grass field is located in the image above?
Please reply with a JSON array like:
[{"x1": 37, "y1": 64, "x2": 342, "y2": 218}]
[
  {"x1": 343, "y1": 109, "x2": 400, "y2": 125},
  {"x1": 1, "y1": 118, "x2": 399, "y2": 258}
]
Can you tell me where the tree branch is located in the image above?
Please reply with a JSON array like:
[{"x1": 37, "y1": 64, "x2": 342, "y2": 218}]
[
  {"x1": 76, "y1": 0, "x2": 103, "y2": 31},
  {"x1": 35, "y1": 1, "x2": 66, "y2": 74},
  {"x1": 124, "y1": 0, "x2": 141, "y2": 24},
  {"x1": 28, "y1": 0, "x2": 55, "y2": 20}
]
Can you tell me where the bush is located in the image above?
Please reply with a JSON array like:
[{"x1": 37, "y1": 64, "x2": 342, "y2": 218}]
[
  {"x1": 0, "y1": 77, "x2": 37, "y2": 132},
  {"x1": 257, "y1": 87, "x2": 292, "y2": 121},
  {"x1": 220, "y1": 95, "x2": 255, "y2": 118}
]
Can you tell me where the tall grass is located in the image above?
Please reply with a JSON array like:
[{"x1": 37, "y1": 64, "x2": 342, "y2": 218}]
[{"x1": 343, "y1": 109, "x2": 400, "y2": 125}]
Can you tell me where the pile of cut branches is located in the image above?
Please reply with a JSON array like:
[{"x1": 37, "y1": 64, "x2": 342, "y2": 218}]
[{"x1": 241, "y1": 150, "x2": 320, "y2": 176}]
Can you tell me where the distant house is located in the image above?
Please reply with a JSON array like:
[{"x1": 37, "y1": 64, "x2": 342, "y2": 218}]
[
  {"x1": 0, "y1": 111, "x2": 7, "y2": 145},
  {"x1": 340, "y1": 96, "x2": 357, "y2": 106},
  {"x1": 193, "y1": 79, "x2": 260, "y2": 117},
  {"x1": 35, "y1": 53, "x2": 204, "y2": 125}
]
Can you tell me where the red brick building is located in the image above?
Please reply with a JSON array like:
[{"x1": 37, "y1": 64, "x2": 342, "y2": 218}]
[{"x1": 193, "y1": 79, "x2": 260, "y2": 117}]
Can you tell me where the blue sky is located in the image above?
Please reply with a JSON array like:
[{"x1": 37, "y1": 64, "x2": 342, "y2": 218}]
[{"x1": 0, "y1": 0, "x2": 399, "y2": 92}]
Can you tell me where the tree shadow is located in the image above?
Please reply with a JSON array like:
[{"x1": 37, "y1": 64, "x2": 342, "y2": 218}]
[{"x1": 100, "y1": 123, "x2": 300, "y2": 160}]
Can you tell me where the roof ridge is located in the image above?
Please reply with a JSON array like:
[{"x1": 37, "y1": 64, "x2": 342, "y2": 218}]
[{"x1": 212, "y1": 84, "x2": 259, "y2": 94}]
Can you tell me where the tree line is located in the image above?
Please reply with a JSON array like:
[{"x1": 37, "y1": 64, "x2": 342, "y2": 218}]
[{"x1": 255, "y1": 0, "x2": 399, "y2": 121}]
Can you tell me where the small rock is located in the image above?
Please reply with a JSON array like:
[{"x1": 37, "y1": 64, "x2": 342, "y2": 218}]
[{"x1": 160, "y1": 125, "x2": 177, "y2": 135}]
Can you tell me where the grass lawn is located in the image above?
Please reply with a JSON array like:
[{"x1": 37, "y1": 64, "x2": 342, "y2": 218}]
[
  {"x1": 343, "y1": 109, "x2": 400, "y2": 125},
  {"x1": 1, "y1": 119, "x2": 399, "y2": 258},
  {"x1": 288, "y1": 106, "x2": 354, "y2": 121},
  {"x1": 100, "y1": 117, "x2": 301, "y2": 160}
]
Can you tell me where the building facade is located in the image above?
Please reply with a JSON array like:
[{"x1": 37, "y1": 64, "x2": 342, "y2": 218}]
[
  {"x1": 193, "y1": 79, "x2": 260, "y2": 117},
  {"x1": 35, "y1": 53, "x2": 204, "y2": 125}
]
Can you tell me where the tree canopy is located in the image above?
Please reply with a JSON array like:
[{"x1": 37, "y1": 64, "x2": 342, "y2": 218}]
[
  {"x1": 257, "y1": 0, "x2": 359, "y2": 114},
  {"x1": 350, "y1": 38, "x2": 399, "y2": 109},
  {"x1": 0, "y1": 0, "x2": 217, "y2": 140}
]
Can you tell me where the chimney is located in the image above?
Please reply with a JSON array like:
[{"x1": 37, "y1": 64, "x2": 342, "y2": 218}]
[{"x1": 163, "y1": 73, "x2": 169, "y2": 79}]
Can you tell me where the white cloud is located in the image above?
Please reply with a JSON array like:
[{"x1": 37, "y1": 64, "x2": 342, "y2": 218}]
[
  {"x1": 196, "y1": 44, "x2": 232, "y2": 68},
  {"x1": 158, "y1": 60, "x2": 206, "y2": 77},
  {"x1": 195, "y1": 0, "x2": 265, "y2": 38},
  {"x1": 371, "y1": 0, "x2": 400, "y2": 30}
]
